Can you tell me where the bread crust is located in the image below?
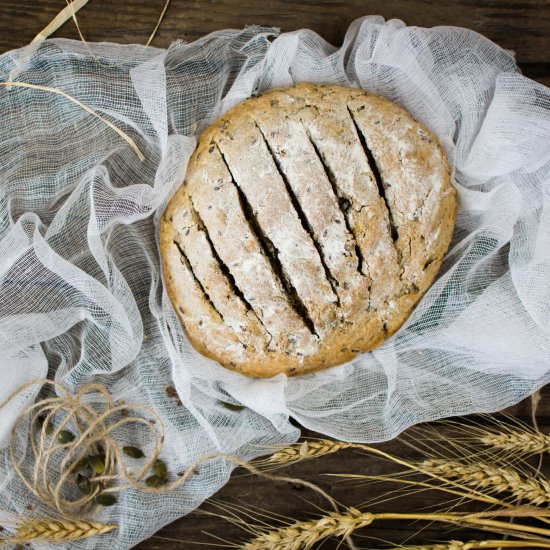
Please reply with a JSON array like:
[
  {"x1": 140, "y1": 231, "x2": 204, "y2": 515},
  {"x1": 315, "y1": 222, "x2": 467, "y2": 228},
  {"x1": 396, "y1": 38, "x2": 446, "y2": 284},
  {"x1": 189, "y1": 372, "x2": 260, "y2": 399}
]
[{"x1": 160, "y1": 83, "x2": 456, "y2": 377}]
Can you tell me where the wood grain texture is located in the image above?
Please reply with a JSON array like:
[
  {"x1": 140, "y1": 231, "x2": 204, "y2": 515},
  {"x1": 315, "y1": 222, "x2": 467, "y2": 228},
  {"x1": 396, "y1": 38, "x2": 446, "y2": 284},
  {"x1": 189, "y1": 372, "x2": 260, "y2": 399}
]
[
  {"x1": 0, "y1": 1, "x2": 548, "y2": 548},
  {"x1": 137, "y1": 391, "x2": 550, "y2": 549},
  {"x1": 0, "y1": 0, "x2": 549, "y2": 85}
]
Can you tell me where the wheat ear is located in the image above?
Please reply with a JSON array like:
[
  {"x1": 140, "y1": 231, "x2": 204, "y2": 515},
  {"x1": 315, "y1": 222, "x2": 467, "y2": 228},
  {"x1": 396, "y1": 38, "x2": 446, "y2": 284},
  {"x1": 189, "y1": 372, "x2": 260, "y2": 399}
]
[
  {"x1": 241, "y1": 507, "x2": 373, "y2": 550},
  {"x1": 403, "y1": 541, "x2": 550, "y2": 549},
  {"x1": 421, "y1": 459, "x2": 550, "y2": 506},
  {"x1": 241, "y1": 507, "x2": 550, "y2": 550},
  {"x1": 258, "y1": 439, "x2": 352, "y2": 467},
  {"x1": 7, "y1": 519, "x2": 116, "y2": 544},
  {"x1": 480, "y1": 431, "x2": 550, "y2": 455}
]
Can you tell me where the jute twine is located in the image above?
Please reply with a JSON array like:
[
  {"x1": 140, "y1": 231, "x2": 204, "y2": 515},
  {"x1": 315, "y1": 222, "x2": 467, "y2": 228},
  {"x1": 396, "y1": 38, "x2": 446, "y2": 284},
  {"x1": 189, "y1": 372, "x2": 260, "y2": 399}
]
[{"x1": 0, "y1": 379, "x2": 341, "y2": 519}]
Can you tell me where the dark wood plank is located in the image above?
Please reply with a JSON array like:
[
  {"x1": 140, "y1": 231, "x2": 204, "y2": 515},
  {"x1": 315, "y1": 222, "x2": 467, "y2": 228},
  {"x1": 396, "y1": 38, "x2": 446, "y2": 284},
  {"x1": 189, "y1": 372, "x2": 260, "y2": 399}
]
[
  {"x1": 522, "y1": 63, "x2": 550, "y2": 87},
  {"x1": 137, "y1": 388, "x2": 550, "y2": 549},
  {"x1": 0, "y1": 0, "x2": 549, "y2": 76}
]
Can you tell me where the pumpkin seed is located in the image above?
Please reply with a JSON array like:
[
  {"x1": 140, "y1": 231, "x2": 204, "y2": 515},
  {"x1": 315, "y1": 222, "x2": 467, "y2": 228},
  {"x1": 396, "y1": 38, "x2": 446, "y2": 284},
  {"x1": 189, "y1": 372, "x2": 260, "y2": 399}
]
[
  {"x1": 95, "y1": 493, "x2": 117, "y2": 506},
  {"x1": 89, "y1": 454, "x2": 106, "y2": 474},
  {"x1": 76, "y1": 474, "x2": 91, "y2": 495},
  {"x1": 123, "y1": 446, "x2": 145, "y2": 459},
  {"x1": 36, "y1": 415, "x2": 53, "y2": 435},
  {"x1": 152, "y1": 459, "x2": 167, "y2": 478},
  {"x1": 145, "y1": 475, "x2": 166, "y2": 487},
  {"x1": 56, "y1": 430, "x2": 75, "y2": 444},
  {"x1": 221, "y1": 401, "x2": 244, "y2": 412},
  {"x1": 73, "y1": 457, "x2": 90, "y2": 471}
]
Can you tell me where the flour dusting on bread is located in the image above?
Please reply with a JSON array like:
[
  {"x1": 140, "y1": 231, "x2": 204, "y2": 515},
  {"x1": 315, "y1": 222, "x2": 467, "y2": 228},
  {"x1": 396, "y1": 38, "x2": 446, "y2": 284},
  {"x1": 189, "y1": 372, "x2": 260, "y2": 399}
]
[{"x1": 160, "y1": 83, "x2": 456, "y2": 377}]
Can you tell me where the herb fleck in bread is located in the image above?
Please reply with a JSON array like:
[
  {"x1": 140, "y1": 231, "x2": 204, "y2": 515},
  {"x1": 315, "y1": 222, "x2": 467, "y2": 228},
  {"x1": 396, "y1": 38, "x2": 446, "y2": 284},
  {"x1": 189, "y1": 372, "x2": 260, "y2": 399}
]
[{"x1": 160, "y1": 83, "x2": 456, "y2": 377}]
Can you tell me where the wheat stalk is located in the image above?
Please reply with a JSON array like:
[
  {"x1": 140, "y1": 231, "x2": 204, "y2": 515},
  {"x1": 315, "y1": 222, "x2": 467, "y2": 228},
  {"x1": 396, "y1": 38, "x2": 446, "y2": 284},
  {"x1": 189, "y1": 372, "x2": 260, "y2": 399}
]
[
  {"x1": 6, "y1": 519, "x2": 116, "y2": 544},
  {"x1": 259, "y1": 439, "x2": 534, "y2": 509},
  {"x1": 0, "y1": 82, "x2": 145, "y2": 161},
  {"x1": 421, "y1": 459, "x2": 550, "y2": 506},
  {"x1": 241, "y1": 506, "x2": 550, "y2": 550},
  {"x1": 480, "y1": 431, "x2": 550, "y2": 455},
  {"x1": 146, "y1": 0, "x2": 171, "y2": 45},
  {"x1": 30, "y1": 0, "x2": 89, "y2": 44},
  {"x1": 403, "y1": 541, "x2": 550, "y2": 549}
]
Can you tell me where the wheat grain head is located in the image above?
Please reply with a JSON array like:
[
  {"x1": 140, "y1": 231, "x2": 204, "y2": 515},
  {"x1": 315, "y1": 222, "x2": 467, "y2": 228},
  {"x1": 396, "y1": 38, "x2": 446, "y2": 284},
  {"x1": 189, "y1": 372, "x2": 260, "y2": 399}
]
[
  {"x1": 9, "y1": 518, "x2": 116, "y2": 544},
  {"x1": 421, "y1": 459, "x2": 550, "y2": 507}
]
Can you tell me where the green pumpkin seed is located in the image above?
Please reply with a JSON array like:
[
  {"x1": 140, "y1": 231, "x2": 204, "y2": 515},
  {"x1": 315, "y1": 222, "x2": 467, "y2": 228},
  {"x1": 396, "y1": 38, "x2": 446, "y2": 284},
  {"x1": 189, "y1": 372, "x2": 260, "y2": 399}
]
[
  {"x1": 89, "y1": 454, "x2": 106, "y2": 474},
  {"x1": 152, "y1": 459, "x2": 167, "y2": 478},
  {"x1": 145, "y1": 475, "x2": 166, "y2": 487},
  {"x1": 123, "y1": 446, "x2": 145, "y2": 459},
  {"x1": 76, "y1": 474, "x2": 91, "y2": 495},
  {"x1": 73, "y1": 457, "x2": 90, "y2": 471},
  {"x1": 95, "y1": 493, "x2": 117, "y2": 506},
  {"x1": 221, "y1": 401, "x2": 244, "y2": 412},
  {"x1": 56, "y1": 430, "x2": 75, "y2": 444},
  {"x1": 36, "y1": 415, "x2": 53, "y2": 435}
]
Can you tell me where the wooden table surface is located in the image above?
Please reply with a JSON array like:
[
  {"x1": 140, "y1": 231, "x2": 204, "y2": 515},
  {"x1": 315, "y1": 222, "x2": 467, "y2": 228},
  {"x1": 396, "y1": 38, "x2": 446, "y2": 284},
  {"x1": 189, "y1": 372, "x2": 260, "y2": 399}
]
[
  {"x1": 1, "y1": 0, "x2": 549, "y2": 87},
  {"x1": 1, "y1": 1, "x2": 549, "y2": 548}
]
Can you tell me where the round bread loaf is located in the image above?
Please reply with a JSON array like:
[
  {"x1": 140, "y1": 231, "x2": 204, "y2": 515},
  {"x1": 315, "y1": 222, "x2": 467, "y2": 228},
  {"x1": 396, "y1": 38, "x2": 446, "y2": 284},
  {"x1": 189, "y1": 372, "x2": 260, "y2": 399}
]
[{"x1": 160, "y1": 83, "x2": 456, "y2": 377}]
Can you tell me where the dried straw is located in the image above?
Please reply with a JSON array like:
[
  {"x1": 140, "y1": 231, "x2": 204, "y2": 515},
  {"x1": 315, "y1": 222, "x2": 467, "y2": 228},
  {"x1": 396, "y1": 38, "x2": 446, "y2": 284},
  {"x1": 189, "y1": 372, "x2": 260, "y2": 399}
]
[
  {"x1": 30, "y1": 0, "x2": 170, "y2": 48},
  {"x1": 1, "y1": 0, "x2": 174, "y2": 166},
  {"x1": 65, "y1": 0, "x2": 87, "y2": 44},
  {"x1": 146, "y1": 0, "x2": 172, "y2": 46},
  {"x1": 31, "y1": 0, "x2": 90, "y2": 45},
  {"x1": 401, "y1": 541, "x2": 550, "y2": 550},
  {"x1": 0, "y1": 81, "x2": 145, "y2": 161}
]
